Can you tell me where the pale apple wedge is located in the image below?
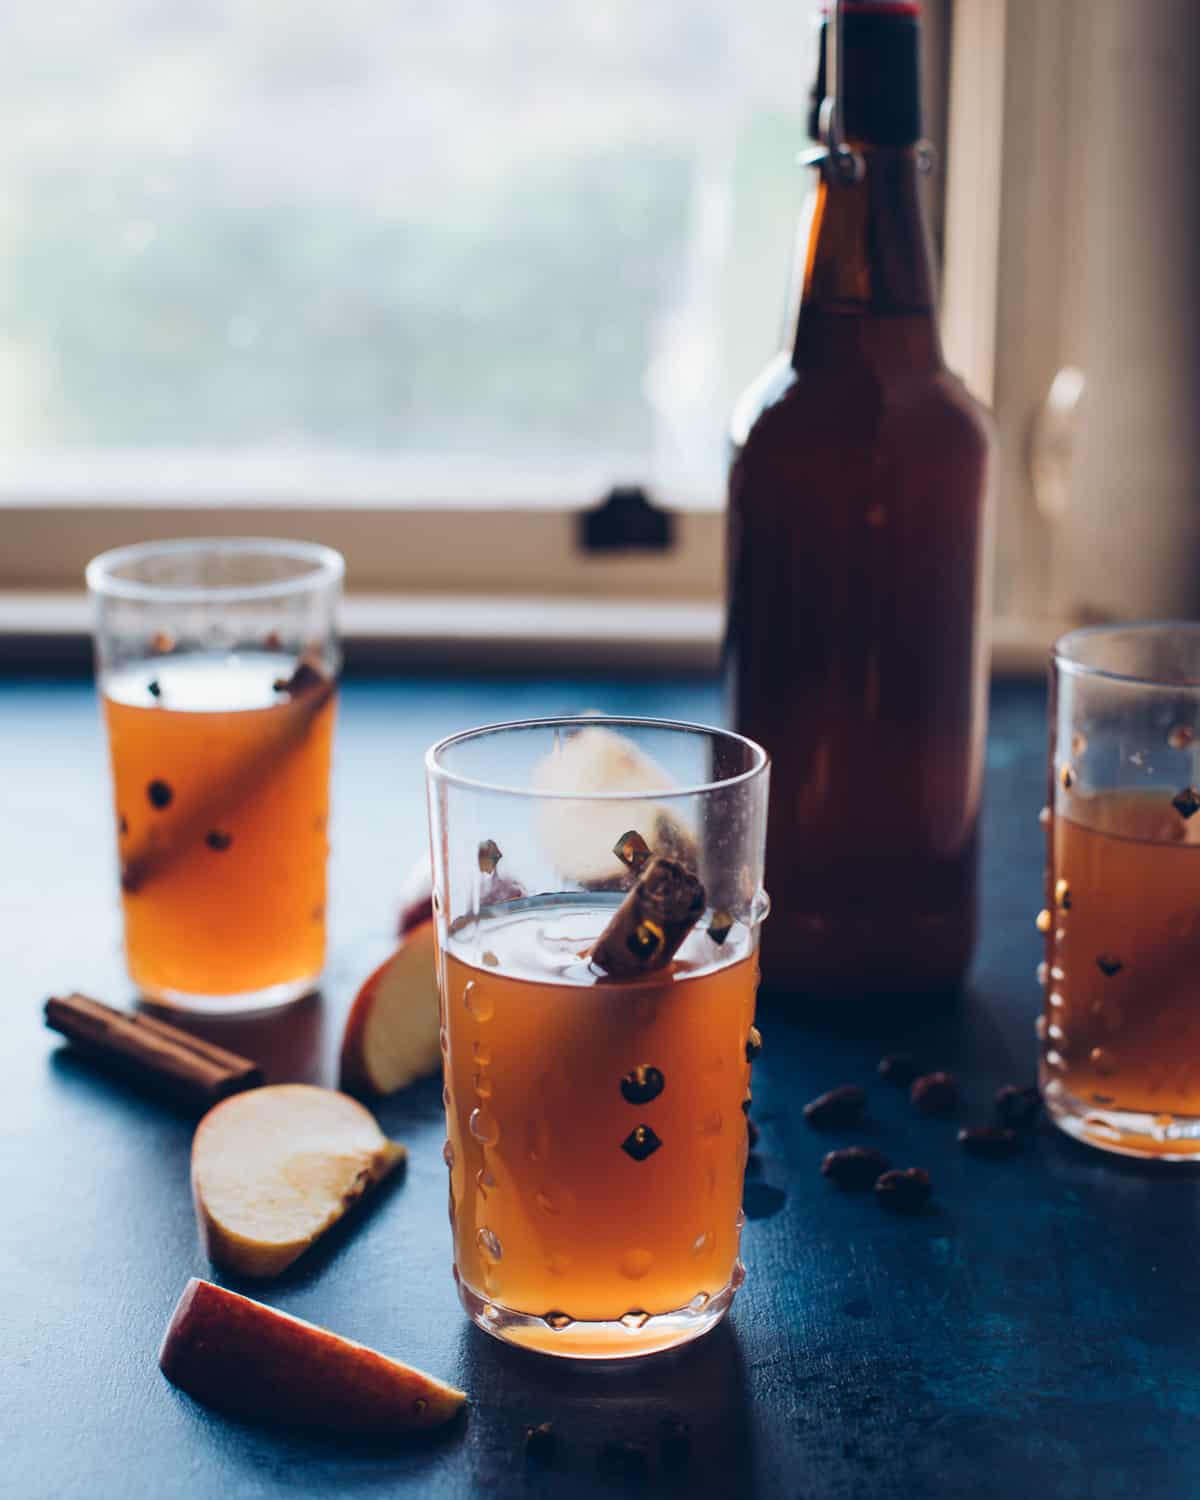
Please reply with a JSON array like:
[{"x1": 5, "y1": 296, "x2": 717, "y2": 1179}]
[
  {"x1": 192, "y1": 1084, "x2": 405, "y2": 1278},
  {"x1": 530, "y1": 723, "x2": 697, "y2": 886},
  {"x1": 340, "y1": 921, "x2": 442, "y2": 1097},
  {"x1": 159, "y1": 1278, "x2": 465, "y2": 1433}
]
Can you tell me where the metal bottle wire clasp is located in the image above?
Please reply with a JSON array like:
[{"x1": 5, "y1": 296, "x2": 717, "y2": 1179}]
[{"x1": 816, "y1": 0, "x2": 866, "y2": 184}]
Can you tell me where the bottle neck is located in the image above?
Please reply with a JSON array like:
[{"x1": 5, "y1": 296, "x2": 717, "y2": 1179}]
[{"x1": 791, "y1": 146, "x2": 942, "y2": 372}]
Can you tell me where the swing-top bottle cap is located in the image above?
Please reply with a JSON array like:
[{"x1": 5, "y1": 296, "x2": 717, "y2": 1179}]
[{"x1": 809, "y1": 0, "x2": 923, "y2": 149}]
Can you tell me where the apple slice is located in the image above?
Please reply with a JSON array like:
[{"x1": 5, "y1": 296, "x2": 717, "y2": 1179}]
[
  {"x1": 160, "y1": 1278, "x2": 465, "y2": 1433},
  {"x1": 340, "y1": 921, "x2": 442, "y2": 1097},
  {"x1": 192, "y1": 1084, "x2": 405, "y2": 1278},
  {"x1": 531, "y1": 723, "x2": 698, "y2": 886},
  {"x1": 397, "y1": 856, "x2": 526, "y2": 938}
]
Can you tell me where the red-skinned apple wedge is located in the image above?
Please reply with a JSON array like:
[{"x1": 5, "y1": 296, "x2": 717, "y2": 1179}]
[
  {"x1": 191, "y1": 1084, "x2": 405, "y2": 1278},
  {"x1": 159, "y1": 1278, "x2": 465, "y2": 1432},
  {"x1": 340, "y1": 921, "x2": 442, "y2": 1097},
  {"x1": 396, "y1": 857, "x2": 526, "y2": 939},
  {"x1": 396, "y1": 855, "x2": 435, "y2": 937}
]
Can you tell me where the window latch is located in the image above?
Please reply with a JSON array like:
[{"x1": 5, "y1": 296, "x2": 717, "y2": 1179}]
[{"x1": 578, "y1": 485, "x2": 675, "y2": 554}]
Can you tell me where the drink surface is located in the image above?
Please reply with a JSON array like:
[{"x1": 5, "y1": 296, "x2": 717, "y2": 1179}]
[
  {"x1": 440, "y1": 897, "x2": 757, "y2": 1338},
  {"x1": 1043, "y1": 791, "x2": 1200, "y2": 1122},
  {"x1": 102, "y1": 651, "x2": 334, "y2": 999}
]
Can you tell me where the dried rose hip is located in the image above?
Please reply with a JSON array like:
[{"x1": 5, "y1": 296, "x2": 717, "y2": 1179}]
[
  {"x1": 958, "y1": 1126, "x2": 1022, "y2": 1159},
  {"x1": 874, "y1": 1167, "x2": 932, "y2": 1214},
  {"x1": 820, "y1": 1145, "x2": 890, "y2": 1191},
  {"x1": 910, "y1": 1072, "x2": 959, "y2": 1117},
  {"x1": 877, "y1": 1053, "x2": 920, "y2": 1087},
  {"x1": 994, "y1": 1084, "x2": 1041, "y2": 1130},
  {"x1": 803, "y1": 1085, "x2": 866, "y2": 1129},
  {"x1": 147, "y1": 779, "x2": 173, "y2": 810},
  {"x1": 523, "y1": 1422, "x2": 557, "y2": 1463}
]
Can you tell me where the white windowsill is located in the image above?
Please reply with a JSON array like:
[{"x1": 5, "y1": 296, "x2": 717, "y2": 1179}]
[
  {"x1": 0, "y1": 590, "x2": 724, "y2": 672},
  {"x1": 0, "y1": 587, "x2": 1060, "y2": 678}
]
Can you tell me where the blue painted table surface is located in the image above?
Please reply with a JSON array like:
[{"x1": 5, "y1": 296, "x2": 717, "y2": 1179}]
[{"x1": 3, "y1": 673, "x2": 1196, "y2": 1500}]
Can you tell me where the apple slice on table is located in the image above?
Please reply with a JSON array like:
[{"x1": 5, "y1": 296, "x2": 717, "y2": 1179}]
[
  {"x1": 160, "y1": 1278, "x2": 465, "y2": 1433},
  {"x1": 340, "y1": 921, "x2": 443, "y2": 1097},
  {"x1": 192, "y1": 1084, "x2": 404, "y2": 1278}
]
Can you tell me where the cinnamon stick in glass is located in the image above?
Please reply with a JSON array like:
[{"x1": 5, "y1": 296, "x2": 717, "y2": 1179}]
[{"x1": 590, "y1": 856, "x2": 706, "y2": 979}]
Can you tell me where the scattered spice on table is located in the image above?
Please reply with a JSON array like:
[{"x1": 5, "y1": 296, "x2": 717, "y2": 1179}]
[
  {"x1": 875, "y1": 1167, "x2": 933, "y2": 1215},
  {"x1": 803, "y1": 1085, "x2": 866, "y2": 1129},
  {"x1": 910, "y1": 1071, "x2": 960, "y2": 1117},
  {"x1": 821, "y1": 1145, "x2": 890, "y2": 1191}
]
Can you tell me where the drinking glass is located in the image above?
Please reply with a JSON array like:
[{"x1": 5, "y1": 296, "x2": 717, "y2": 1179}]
[
  {"x1": 1041, "y1": 623, "x2": 1200, "y2": 1158},
  {"x1": 426, "y1": 717, "x2": 770, "y2": 1358},
  {"x1": 87, "y1": 538, "x2": 343, "y2": 1013}
]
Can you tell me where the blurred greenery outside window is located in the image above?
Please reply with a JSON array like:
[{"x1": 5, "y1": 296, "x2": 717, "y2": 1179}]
[{"x1": 0, "y1": 1, "x2": 818, "y2": 513}]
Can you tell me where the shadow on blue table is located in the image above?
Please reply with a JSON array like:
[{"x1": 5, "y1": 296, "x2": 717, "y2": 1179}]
[
  {"x1": 158, "y1": 1308, "x2": 753, "y2": 1497},
  {"x1": 457, "y1": 1315, "x2": 753, "y2": 1494}
]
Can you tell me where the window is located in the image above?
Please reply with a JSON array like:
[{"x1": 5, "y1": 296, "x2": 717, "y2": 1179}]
[
  {"x1": 7, "y1": 1, "x2": 1188, "y2": 671},
  {"x1": 1, "y1": 0, "x2": 850, "y2": 663},
  {"x1": 1, "y1": 2, "x2": 823, "y2": 489}
]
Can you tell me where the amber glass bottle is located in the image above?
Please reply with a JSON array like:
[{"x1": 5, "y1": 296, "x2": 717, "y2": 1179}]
[{"x1": 726, "y1": 1, "x2": 991, "y2": 999}]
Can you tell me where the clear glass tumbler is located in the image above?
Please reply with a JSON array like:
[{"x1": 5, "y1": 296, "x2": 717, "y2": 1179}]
[
  {"x1": 1042, "y1": 623, "x2": 1200, "y2": 1158},
  {"x1": 87, "y1": 538, "x2": 343, "y2": 1013},
  {"x1": 426, "y1": 717, "x2": 770, "y2": 1358}
]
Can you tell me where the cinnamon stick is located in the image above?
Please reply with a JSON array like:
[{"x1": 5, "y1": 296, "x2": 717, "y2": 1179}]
[
  {"x1": 121, "y1": 661, "x2": 335, "y2": 894},
  {"x1": 45, "y1": 992, "x2": 263, "y2": 1110},
  {"x1": 591, "y1": 856, "x2": 706, "y2": 979}
]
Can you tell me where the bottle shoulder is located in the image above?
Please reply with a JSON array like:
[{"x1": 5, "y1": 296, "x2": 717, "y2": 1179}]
[
  {"x1": 730, "y1": 352, "x2": 797, "y2": 449},
  {"x1": 732, "y1": 347, "x2": 990, "y2": 459}
]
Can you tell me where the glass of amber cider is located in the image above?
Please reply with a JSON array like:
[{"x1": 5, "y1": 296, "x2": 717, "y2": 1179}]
[
  {"x1": 87, "y1": 539, "x2": 343, "y2": 1013},
  {"x1": 426, "y1": 717, "x2": 770, "y2": 1358},
  {"x1": 1042, "y1": 624, "x2": 1200, "y2": 1158}
]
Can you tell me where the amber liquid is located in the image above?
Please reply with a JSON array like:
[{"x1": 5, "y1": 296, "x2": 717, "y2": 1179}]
[
  {"x1": 1042, "y1": 791, "x2": 1200, "y2": 1144},
  {"x1": 103, "y1": 652, "x2": 335, "y2": 1002},
  {"x1": 440, "y1": 897, "x2": 758, "y2": 1356},
  {"x1": 726, "y1": 151, "x2": 991, "y2": 997}
]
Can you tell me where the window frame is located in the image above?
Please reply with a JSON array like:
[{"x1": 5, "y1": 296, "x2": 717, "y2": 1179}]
[{"x1": 6, "y1": 0, "x2": 1089, "y2": 677}]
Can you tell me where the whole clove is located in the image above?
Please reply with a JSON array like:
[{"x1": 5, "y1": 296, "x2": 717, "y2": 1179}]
[
  {"x1": 820, "y1": 1145, "x2": 890, "y2": 1191},
  {"x1": 803, "y1": 1085, "x2": 866, "y2": 1129},
  {"x1": 874, "y1": 1167, "x2": 933, "y2": 1215},
  {"x1": 523, "y1": 1422, "x2": 557, "y2": 1464},
  {"x1": 910, "y1": 1072, "x2": 960, "y2": 1117}
]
